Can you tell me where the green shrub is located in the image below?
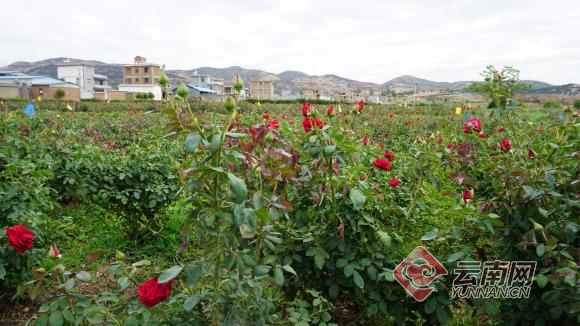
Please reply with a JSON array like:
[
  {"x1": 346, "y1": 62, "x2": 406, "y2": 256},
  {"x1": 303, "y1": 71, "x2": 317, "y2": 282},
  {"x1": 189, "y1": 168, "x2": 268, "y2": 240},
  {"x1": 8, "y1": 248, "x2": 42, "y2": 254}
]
[{"x1": 54, "y1": 89, "x2": 66, "y2": 99}]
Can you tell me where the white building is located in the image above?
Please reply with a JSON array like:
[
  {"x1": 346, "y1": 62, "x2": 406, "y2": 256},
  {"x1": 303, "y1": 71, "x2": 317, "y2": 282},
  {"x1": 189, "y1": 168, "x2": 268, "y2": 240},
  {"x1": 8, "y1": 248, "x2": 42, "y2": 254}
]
[
  {"x1": 366, "y1": 95, "x2": 381, "y2": 104},
  {"x1": 57, "y1": 63, "x2": 95, "y2": 99},
  {"x1": 190, "y1": 73, "x2": 225, "y2": 95},
  {"x1": 93, "y1": 74, "x2": 111, "y2": 92}
]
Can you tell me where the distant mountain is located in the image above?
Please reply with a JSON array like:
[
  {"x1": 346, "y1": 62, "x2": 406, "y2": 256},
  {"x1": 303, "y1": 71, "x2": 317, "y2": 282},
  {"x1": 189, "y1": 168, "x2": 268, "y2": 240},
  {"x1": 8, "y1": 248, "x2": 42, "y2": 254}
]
[
  {"x1": 1, "y1": 57, "x2": 573, "y2": 95},
  {"x1": 524, "y1": 84, "x2": 580, "y2": 96}
]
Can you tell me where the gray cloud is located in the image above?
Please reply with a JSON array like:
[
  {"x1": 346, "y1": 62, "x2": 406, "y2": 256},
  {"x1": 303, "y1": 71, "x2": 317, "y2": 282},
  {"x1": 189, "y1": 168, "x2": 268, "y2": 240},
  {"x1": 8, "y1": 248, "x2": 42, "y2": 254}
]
[{"x1": 1, "y1": 0, "x2": 579, "y2": 84}]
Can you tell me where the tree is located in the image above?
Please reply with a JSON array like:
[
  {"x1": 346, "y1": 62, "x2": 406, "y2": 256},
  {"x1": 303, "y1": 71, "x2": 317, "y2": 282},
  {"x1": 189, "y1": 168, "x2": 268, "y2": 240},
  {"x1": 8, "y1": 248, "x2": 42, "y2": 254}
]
[
  {"x1": 54, "y1": 88, "x2": 66, "y2": 99},
  {"x1": 574, "y1": 99, "x2": 580, "y2": 109},
  {"x1": 468, "y1": 65, "x2": 530, "y2": 109}
]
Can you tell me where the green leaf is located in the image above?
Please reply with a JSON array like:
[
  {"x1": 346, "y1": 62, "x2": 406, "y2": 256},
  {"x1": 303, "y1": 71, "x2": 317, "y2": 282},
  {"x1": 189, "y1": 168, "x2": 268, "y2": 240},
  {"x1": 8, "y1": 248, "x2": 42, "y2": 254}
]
[
  {"x1": 349, "y1": 189, "x2": 367, "y2": 211},
  {"x1": 421, "y1": 228, "x2": 438, "y2": 241},
  {"x1": 344, "y1": 264, "x2": 354, "y2": 277},
  {"x1": 314, "y1": 247, "x2": 329, "y2": 269},
  {"x1": 447, "y1": 252, "x2": 464, "y2": 263},
  {"x1": 274, "y1": 267, "x2": 285, "y2": 287},
  {"x1": 536, "y1": 275, "x2": 548, "y2": 288},
  {"x1": 436, "y1": 306, "x2": 450, "y2": 323},
  {"x1": 84, "y1": 306, "x2": 105, "y2": 324},
  {"x1": 281, "y1": 264, "x2": 297, "y2": 275},
  {"x1": 184, "y1": 132, "x2": 202, "y2": 153},
  {"x1": 353, "y1": 270, "x2": 364, "y2": 288},
  {"x1": 225, "y1": 132, "x2": 247, "y2": 139},
  {"x1": 483, "y1": 301, "x2": 498, "y2": 316},
  {"x1": 336, "y1": 258, "x2": 348, "y2": 268},
  {"x1": 117, "y1": 276, "x2": 129, "y2": 290},
  {"x1": 123, "y1": 317, "x2": 139, "y2": 326},
  {"x1": 186, "y1": 264, "x2": 201, "y2": 289},
  {"x1": 367, "y1": 303, "x2": 378, "y2": 316},
  {"x1": 64, "y1": 278, "x2": 75, "y2": 292},
  {"x1": 210, "y1": 134, "x2": 221, "y2": 152},
  {"x1": 377, "y1": 231, "x2": 392, "y2": 248},
  {"x1": 49, "y1": 311, "x2": 64, "y2": 326},
  {"x1": 183, "y1": 295, "x2": 199, "y2": 312},
  {"x1": 61, "y1": 310, "x2": 74, "y2": 323},
  {"x1": 254, "y1": 265, "x2": 270, "y2": 275},
  {"x1": 227, "y1": 173, "x2": 248, "y2": 202},
  {"x1": 158, "y1": 265, "x2": 183, "y2": 284},
  {"x1": 424, "y1": 298, "x2": 437, "y2": 314},
  {"x1": 265, "y1": 235, "x2": 282, "y2": 244},
  {"x1": 242, "y1": 254, "x2": 256, "y2": 267},
  {"x1": 0, "y1": 265, "x2": 6, "y2": 280},
  {"x1": 39, "y1": 304, "x2": 49, "y2": 313},
  {"x1": 76, "y1": 271, "x2": 91, "y2": 283},
  {"x1": 536, "y1": 244, "x2": 546, "y2": 257},
  {"x1": 35, "y1": 315, "x2": 49, "y2": 326}
]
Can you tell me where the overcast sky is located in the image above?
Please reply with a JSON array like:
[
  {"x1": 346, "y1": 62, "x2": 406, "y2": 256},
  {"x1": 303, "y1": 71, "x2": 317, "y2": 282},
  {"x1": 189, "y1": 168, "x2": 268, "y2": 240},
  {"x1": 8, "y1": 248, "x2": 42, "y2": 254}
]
[{"x1": 2, "y1": 0, "x2": 579, "y2": 84}]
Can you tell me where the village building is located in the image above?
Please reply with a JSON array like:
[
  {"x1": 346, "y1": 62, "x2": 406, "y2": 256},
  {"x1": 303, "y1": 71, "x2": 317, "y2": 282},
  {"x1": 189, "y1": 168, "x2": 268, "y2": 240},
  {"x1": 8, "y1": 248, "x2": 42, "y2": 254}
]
[
  {"x1": 249, "y1": 75, "x2": 274, "y2": 99},
  {"x1": 0, "y1": 72, "x2": 80, "y2": 100},
  {"x1": 190, "y1": 73, "x2": 225, "y2": 95},
  {"x1": 118, "y1": 56, "x2": 163, "y2": 100}
]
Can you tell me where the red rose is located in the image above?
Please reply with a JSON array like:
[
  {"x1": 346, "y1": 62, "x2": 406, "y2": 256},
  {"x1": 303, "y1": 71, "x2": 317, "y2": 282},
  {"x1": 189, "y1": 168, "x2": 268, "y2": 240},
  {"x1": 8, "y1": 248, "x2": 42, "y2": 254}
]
[
  {"x1": 497, "y1": 126, "x2": 506, "y2": 133},
  {"x1": 447, "y1": 144, "x2": 454, "y2": 150},
  {"x1": 362, "y1": 136, "x2": 369, "y2": 145},
  {"x1": 5, "y1": 225, "x2": 34, "y2": 253},
  {"x1": 357, "y1": 100, "x2": 364, "y2": 113},
  {"x1": 327, "y1": 104, "x2": 334, "y2": 116},
  {"x1": 383, "y1": 151, "x2": 394, "y2": 161},
  {"x1": 262, "y1": 114, "x2": 269, "y2": 120},
  {"x1": 302, "y1": 103, "x2": 311, "y2": 117},
  {"x1": 138, "y1": 278, "x2": 174, "y2": 307},
  {"x1": 463, "y1": 189, "x2": 473, "y2": 205},
  {"x1": 302, "y1": 117, "x2": 324, "y2": 132},
  {"x1": 499, "y1": 138, "x2": 512, "y2": 152},
  {"x1": 360, "y1": 175, "x2": 367, "y2": 181},
  {"x1": 389, "y1": 177, "x2": 399, "y2": 188},
  {"x1": 528, "y1": 148, "x2": 536, "y2": 158},
  {"x1": 463, "y1": 119, "x2": 482, "y2": 134},
  {"x1": 268, "y1": 119, "x2": 279, "y2": 129},
  {"x1": 478, "y1": 133, "x2": 487, "y2": 139},
  {"x1": 436, "y1": 134, "x2": 443, "y2": 143},
  {"x1": 373, "y1": 158, "x2": 391, "y2": 171}
]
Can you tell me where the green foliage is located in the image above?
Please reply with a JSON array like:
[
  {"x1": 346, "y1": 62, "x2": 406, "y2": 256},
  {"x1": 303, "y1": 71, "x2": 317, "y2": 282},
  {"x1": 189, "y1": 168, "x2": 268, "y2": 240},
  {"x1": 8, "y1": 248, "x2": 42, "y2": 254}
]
[
  {"x1": 574, "y1": 99, "x2": 580, "y2": 109},
  {"x1": 468, "y1": 65, "x2": 530, "y2": 109},
  {"x1": 543, "y1": 100, "x2": 562, "y2": 109},
  {"x1": 54, "y1": 88, "x2": 66, "y2": 99}
]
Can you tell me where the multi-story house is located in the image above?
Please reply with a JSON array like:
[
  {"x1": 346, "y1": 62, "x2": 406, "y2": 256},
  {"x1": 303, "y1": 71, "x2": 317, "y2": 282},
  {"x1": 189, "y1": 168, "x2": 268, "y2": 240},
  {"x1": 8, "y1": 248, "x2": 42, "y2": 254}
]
[
  {"x1": 303, "y1": 88, "x2": 320, "y2": 99},
  {"x1": 57, "y1": 63, "x2": 95, "y2": 99},
  {"x1": 118, "y1": 56, "x2": 163, "y2": 100},
  {"x1": 249, "y1": 75, "x2": 274, "y2": 99}
]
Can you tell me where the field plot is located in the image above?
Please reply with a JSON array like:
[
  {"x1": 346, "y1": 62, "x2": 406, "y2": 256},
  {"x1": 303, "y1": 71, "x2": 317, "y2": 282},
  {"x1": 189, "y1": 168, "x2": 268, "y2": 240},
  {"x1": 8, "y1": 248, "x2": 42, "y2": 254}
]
[{"x1": 0, "y1": 93, "x2": 578, "y2": 325}]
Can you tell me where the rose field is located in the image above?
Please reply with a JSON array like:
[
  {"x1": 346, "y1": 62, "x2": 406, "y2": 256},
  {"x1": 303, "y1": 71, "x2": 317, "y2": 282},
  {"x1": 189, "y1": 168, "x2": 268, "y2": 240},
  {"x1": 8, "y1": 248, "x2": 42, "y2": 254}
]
[{"x1": 0, "y1": 70, "x2": 579, "y2": 325}]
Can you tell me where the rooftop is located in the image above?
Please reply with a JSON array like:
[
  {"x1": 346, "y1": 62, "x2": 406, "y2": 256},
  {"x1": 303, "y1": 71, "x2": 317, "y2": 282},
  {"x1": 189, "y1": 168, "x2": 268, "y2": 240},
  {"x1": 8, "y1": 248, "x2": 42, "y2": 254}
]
[{"x1": 0, "y1": 75, "x2": 78, "y2": 86}]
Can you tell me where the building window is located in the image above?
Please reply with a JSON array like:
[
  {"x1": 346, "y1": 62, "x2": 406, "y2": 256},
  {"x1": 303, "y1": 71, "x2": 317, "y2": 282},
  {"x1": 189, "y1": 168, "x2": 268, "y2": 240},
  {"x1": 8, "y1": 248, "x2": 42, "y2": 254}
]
[
  {"x1": 144, "y1": 78, "x2": 149, "y2": 84},
  {"x1": 144, "y1": 67, "x2": 149, "y2": 73},
  {"x1": 125, "y1": 67, "x2": 131, "y2": 73},
  {"x1": 154, "y1": 78, "x2": 159, "y2": 84},
  {"x1": 99, "y1": 80, "x2": 104, "y2": 85},
  {"x1": 135, "y1": 78, "x2": 140, "y2": 83},
  {"x1": 125, "y1": 78, "x2": 132, "y2": 84},
  {"x1": 134, "y1": 68, "x2": 139, "y2": 73}
]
